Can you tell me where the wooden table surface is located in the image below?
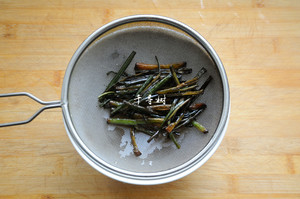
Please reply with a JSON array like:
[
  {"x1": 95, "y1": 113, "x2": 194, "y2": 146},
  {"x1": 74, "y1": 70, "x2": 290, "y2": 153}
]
[{"x1": 0, "y1": 0, "x2": 299, "y2": 198}]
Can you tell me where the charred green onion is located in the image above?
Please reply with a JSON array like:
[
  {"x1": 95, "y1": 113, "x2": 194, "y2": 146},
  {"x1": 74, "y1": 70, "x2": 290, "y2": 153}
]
[
  {"x1": 135, "y1": 61, "x2": 186, "y2": 70},
  {"x1": 143, "y1": 74, "x2": 172, "y2": 97},
  {"x1": 140, "y1": 74, "x2": 161, "y2": 95},
  {"x1": 170, "y1": 65, "x2": 180, "y2": 85},
  {"x1": 165, "y1": 113, "x2": 184, "y2": 133},
  {"x1": 148, "y1": 104, "x2": 171, "y2": 111},
  {"x1": 169, "y1": 132, "x2": 181, "y2": 149},
  {"x1": 107, "y1": 118, "x2": 164, "y2": 126},
  {"x1": 98, "y1": 91, "x2": 114, "y2": 103},
  {"x1": 156, "y1": 76, "x2": 200, "y2": 94},
  {"x1": 136, "y1": 75, "x2": 153, "y2": 96},
  {"x1": 192, "y1": 120, "x2": 208, "y2": 134},
  {"x1": 105, "y1": 51, "x2": 136, "y2": 92},
  {"x1": 147, "y1": 98, "x2": 191, "y2": 143},
  {"x1": 130, "y1": 128, "x2": 142, "y2": 156},
  {"x1": 98, "y1": 53, "x2": 212, "y2": 154}
]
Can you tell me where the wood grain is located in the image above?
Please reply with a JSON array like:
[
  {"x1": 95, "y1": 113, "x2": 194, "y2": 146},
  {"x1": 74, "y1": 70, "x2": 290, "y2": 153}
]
[{"x1": 0, "y1": 0, "x2": 299, "y2": 198}]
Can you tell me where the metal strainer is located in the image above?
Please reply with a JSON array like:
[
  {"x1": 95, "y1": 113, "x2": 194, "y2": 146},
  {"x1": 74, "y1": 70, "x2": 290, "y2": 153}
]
[{"x1": 0, "y1": 15, "x2": 230, "y2": 185}]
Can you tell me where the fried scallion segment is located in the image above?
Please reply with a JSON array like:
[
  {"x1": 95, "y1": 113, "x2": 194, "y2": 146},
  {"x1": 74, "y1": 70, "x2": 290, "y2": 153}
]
[
  {"x1": 192, "y1": 121, "x2": 208, "y2": 134},
  {"x1": 135, "y1": 61, "x2": 186, "y2": 70},
  {"x1": 105, "y1": 51, "x2": 136, "y2": 92},
  {"x1": 130, "y1": 128, "x2": 142, "y2": 156}
]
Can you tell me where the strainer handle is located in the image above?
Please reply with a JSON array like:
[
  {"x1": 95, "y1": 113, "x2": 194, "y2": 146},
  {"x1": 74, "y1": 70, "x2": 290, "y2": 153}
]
[{"x1": 0, "y1": 92, "x2": 61, "y2": 127}]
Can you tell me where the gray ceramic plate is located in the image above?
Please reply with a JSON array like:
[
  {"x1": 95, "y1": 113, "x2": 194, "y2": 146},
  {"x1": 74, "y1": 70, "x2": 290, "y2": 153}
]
[{"x1": 61, "y1": 15, "x2": 230, "y2": 185}]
